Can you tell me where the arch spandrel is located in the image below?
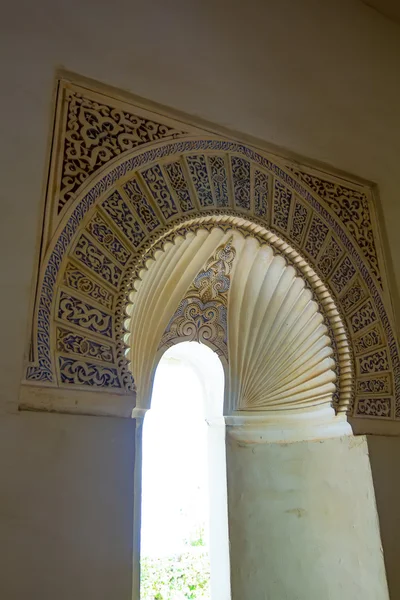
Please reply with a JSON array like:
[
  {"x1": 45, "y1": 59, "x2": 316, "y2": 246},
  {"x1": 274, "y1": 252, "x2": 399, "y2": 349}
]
[{"x1": 21, "y1": 77, "x2": 399, "y2": 430}]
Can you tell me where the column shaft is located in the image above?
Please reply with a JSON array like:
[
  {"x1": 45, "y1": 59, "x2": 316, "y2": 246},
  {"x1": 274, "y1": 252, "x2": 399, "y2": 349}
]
[{"x1": 226, "y1": 430, "x2": 389, "y2": 600}]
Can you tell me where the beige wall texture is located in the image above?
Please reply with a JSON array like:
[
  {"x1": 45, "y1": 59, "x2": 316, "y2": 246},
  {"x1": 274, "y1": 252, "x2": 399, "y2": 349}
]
[
  {"x1": 226, "y1": 434, "x2": 389, "y2": 600},
  {"x1": 368, "y1": 435, "x2": 400, "y2": 600},
  {"x1": 1, "y1": 0, "x2": 400, "y2": 598},
  {"x1": 0, "y1": 413, "x2": 136, "y2": 600}
]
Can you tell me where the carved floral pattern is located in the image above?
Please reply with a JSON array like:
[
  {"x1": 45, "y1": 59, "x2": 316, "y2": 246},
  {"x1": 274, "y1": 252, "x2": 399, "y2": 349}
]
[
  {"x1": 330, "y1": 256, "x2": 356, "y2": 294},
  {"x1": 353, "y1": 325, "x2": 383, "y2": 355},
  {"x1": 318, "y1": 237, "x2": 342, "y2": 278},
  {"x1": 161, "y1": 298, "x2": 228, "y2": 357}
]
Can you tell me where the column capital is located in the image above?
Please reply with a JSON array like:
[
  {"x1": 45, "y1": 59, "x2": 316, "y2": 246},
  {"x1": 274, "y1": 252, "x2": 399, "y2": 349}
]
[
  {"x1": 224, "y1": 406, "x2": 352, "y2": 444},
  {"x1": 131, "y1": 407, "x2": 149, "y2": 419}
]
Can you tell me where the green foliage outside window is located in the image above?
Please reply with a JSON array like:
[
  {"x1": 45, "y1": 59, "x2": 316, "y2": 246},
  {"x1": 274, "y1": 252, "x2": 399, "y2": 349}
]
[{"x1": 140, "y1": 550, "x2": 210, "y2": 600}]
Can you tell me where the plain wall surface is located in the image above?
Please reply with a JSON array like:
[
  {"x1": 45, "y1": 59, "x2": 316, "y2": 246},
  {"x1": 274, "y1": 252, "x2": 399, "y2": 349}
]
[
  {"x1": 368, "y1": 435, "x2": 400, "y2": 600},
  {"x1": 226, "y1": 434, "x2": 389, "y2": 600},
  {"x1": 0, "y1": 412, "x2": 136, "y2": 600}
]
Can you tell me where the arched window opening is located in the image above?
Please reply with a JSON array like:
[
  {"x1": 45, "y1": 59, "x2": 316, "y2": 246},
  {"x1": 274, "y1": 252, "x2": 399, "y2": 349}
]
[{"x1": 140, "y1": 342, "x2": 230, "y2": 600}]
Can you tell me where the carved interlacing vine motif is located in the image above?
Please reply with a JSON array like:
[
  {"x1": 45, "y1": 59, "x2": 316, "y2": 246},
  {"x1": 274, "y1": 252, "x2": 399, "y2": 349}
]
[
  {"x1": 59, "y1": 90, "x2": 182, "y2": 213},
  {"x1": 353, "y1": 325, "x2": 383, "y2": 355},
  {"x1": 209, "y1": 156, "x2": 229, "y2": 207},
  {"x1": 273, "y1": 180, "x2": 292, "y2": 231},
  {"x1": 164, "y1": 161, "x2": 195, "y2": 212},
  {"x1": 86, "y1": 212, "x2": 131, "y2": 266},
  {"x1": 63, "y1": 262, "x2": 113, "y2": 309},
  {"x1": 305, "y1": 216, "x2": 329, "y2": 259},
  {"x1": 58, "y1": 356, "x2": 120, "y2": 387},
  {"x1": 290, "y1": 200, "x2": 308, "y2": 245},
  {"x1": 159, "y1": 238, "x2": 236, "y2": 360},
  {"x1": 102, "y1": 191, "x2": 146, "y2": 247},
  {"x1": 56, "y1": 327, "x2": 114, "y2": 363},
  {"x1": 58, "y1": 291, "x2": 112, "y2": 338},
  {"x1": 73, "y1": 234, "x2": 122, "y2": 288},
  {"x1": 357, "y1": 397, "x2": 391, "y2": 418},
  {"x1": 231, "y1": 156, "x2": 251, "y2": 210},
  {"x1": 357, "y1": 349, "x2": 389, "y2": 375},
  {"x1": 356, "y1": 375, "x2": 391, "y2": 395},
  {"x1": 254, "y1": 170, "x2": 269, "y2": 218},
  {"x1": 291, "y1": 169, "x2": 381, "y2": 284},
  {"x1": 340, "y1": 279, "x2": 367, "y2": 314},
  {"x1": 123, "y1": 177, "x2": 161, "y2": 232}
]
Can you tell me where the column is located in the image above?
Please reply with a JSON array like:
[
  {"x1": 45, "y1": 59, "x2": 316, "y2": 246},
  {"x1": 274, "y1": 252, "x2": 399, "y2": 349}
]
[{"x1": 225, "y1": 415, "x2": 389, "y2": 600}]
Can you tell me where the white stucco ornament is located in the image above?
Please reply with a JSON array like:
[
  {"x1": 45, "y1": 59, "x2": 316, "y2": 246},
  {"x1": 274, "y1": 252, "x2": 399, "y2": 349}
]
[
  {"x1": 125, "y1": 226, "x2": 352, "y2": 439},
  {"x1": 227, "y1": 235, "x2": 336, "y2": 412}
]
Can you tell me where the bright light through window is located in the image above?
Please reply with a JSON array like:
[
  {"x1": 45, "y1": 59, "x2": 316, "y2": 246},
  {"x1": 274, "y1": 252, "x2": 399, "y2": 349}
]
[{"x1": 140, "y1": 342, "x2": 230, "y2": 600}]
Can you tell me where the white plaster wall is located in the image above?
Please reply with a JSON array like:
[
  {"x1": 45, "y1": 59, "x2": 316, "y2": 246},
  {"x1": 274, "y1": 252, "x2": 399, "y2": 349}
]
[
  {"x1": 0, "y1": 1, "x2": 400, "y2": 597},
  {"x1": 0, "y1": 412, "x2": 135, "y2": 600},
  {"x1": 226, "y1": 434, "x2": 388, "y2": 600},
  {"x1": 368, "y1": 435, "x2": 400, "y2": 600}
]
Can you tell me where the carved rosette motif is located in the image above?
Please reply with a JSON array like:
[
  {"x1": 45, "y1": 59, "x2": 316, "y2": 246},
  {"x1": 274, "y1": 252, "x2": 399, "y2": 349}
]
[
  {"x1": 24, "y1": 79, "x2": 398, "y2": 424},
  {"x1": 159, "y1": 238, "x2": 235, "y2": 360}
]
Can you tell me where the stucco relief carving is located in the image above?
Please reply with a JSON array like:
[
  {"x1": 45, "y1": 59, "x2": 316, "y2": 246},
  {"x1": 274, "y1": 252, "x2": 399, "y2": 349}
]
[
  {"x1": 159, "y1": 238, "x2": 235, "y2": 362},
  {"x1": 59, "y1": 88, "x2": 183, "y2": 214},
  {"x1": 288, "y1": 167, "x2": 381, "y2": 285},
  {"x1": 226, "y1": 237, "x2": 336, "y2": 413},
  {"x1": 22, "y1": 78, "x2": 398, "y2": 428},
  {"x1": 124, "y1": 227, "x2": 339, "y2": 417}
]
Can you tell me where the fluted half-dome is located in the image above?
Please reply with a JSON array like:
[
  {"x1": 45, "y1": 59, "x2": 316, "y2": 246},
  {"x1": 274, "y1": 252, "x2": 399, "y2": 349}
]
[
  {"x1": 125, "y1": 226, "x2": 337, "y2": 418},
  {"x1": 124, "y1": 227, "x2": 229, "y2": 404},
  {"x1": 227, "y1": 235, "x2": 336, "y2": 412}
]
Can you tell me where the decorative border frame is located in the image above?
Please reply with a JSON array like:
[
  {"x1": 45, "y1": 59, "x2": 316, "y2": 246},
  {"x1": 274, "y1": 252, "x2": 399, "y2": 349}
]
[{"x1": 21, "y1": 76, "x2": 399, "y2": 428}]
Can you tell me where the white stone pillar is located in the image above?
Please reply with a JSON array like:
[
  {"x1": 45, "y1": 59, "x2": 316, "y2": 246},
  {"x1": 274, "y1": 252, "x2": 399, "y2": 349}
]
[{"x1": 225, "y1": 417, "x2": 389, "y2": 600}]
